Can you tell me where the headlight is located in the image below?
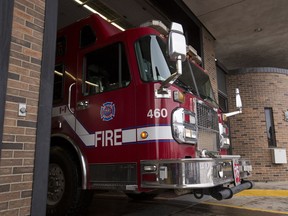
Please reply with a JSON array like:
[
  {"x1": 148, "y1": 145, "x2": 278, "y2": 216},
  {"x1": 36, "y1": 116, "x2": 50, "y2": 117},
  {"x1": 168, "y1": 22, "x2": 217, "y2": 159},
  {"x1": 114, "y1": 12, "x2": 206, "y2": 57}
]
[
  {"x1": 185, "y1": 128, "x2": 197, "y2": 139},
  {"x1": 219, "y1": 123, "x2": 230, "y2": 148},
  {"x1": 172, "y1": 108, "x2": 197, "y2": 144}
]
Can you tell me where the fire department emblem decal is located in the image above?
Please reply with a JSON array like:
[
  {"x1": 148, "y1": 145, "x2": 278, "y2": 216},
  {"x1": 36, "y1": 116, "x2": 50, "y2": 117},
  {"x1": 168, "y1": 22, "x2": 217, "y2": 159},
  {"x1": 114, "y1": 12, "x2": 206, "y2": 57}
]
[{"x1": 100, "y1": 102, "x2": 115, "y2": 121}]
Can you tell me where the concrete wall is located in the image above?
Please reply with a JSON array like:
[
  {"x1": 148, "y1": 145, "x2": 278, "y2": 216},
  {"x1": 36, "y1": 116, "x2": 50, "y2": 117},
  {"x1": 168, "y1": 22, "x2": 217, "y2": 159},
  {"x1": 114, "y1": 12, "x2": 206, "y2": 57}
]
[
  {"x1": 0, "y1": 0, "x2": 45, "y2": 215},
  {"x1": 227, "y1": 67, "x2": 288, "y2": 181}
]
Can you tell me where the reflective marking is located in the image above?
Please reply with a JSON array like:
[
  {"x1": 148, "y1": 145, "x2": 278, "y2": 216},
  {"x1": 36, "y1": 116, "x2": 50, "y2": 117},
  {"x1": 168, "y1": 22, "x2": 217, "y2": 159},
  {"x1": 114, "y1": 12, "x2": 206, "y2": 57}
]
[
  {"x1": 204, "y1": 202, "x2": 288, "y2": 215},
  {"x1": 53, "y1": 106, "x2": 92, "y2": 146},
  {"x1": 53, "y1": 106, "x2": 173, "y2": 147},
  {"x1": 137, "y1": 126, "x2": 173, "y2": 141},
  {"x1": 76, "y1": 118, "x2": 89, "y2": 135},
  {"x1": 79, "y1": 134, "x2": 94, "y2": 147},
  {"x1": 64, "y1": 114, "x2": 76, "y2": 131},
  {"x1": 122, "y1": 129, "x2": 136, "y2": 143}
]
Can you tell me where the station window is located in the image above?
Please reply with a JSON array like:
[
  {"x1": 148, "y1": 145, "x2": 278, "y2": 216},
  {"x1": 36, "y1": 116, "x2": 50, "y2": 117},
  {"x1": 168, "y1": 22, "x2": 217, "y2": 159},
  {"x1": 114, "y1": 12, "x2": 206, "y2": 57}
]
[
  {"x1": 217, "y1": 63, "x2": 228, "y2": 112},
  {"x1": 80, "y1": 25, "x2": 96, "y2": 48},
  {"x1": 264, "y1": 107, "x2": 277, "y2": 147},
  {"x1": 53, "y1": 64, "x2": 64, "y2": 103},
  {"x1": 218, "y1": 92, "x2": 228, "y2": 112},
  {"x1": 83, "y1": 43, "x2": 130, "y2": 95}
]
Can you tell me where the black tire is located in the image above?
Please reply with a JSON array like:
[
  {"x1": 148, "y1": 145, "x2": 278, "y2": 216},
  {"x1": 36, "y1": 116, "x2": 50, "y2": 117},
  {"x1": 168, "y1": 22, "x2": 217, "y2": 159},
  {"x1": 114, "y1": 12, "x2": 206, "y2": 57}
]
[
  {"x1": 125, "y1": 192, "x2": 158, "y2": 200},
  {"x1": 46, "y1": 147, "x2": 93, "y2": 216}
]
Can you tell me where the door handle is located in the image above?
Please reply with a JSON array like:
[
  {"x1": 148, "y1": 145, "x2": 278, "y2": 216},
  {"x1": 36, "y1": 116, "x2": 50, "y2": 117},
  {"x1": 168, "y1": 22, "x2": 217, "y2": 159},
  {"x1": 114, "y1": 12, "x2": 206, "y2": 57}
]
[
  {"x1": 68, "y1": 83, "x2": 76, "y2": 113},
  {"x1": 77, "y1": 100, "x2": 89, "y2": 110}
]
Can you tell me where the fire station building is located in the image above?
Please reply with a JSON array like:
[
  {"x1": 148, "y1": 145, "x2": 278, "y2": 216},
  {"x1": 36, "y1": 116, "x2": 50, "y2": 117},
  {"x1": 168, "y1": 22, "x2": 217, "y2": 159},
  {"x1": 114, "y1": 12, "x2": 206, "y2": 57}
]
[
  {"x1": 0, "y1": 0, "x2": 287, "y2": 215},
  {"x1": 227, "y1": 67, "x2": 288, "y2": 181}
]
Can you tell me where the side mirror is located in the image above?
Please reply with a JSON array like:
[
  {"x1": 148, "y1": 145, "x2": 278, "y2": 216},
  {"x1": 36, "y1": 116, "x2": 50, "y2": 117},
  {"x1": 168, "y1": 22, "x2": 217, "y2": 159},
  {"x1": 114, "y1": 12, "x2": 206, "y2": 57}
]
[
  {"x1": 235, "y1": 88, "x2": 242, "y2": 110},
  {"x1": 168, "y1": 22, "x2": 187, "y2": 62},
  {"x1": 157, "y1": 22, "x2": 186, "y2": 95}
]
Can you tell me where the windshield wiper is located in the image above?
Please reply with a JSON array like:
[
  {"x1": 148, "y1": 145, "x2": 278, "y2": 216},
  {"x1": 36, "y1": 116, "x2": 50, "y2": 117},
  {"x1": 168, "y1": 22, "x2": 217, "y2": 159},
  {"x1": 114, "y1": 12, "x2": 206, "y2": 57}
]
[
  {"x1": 175, "y1": 80, "x2": 197, "y2": 94},
  {"x1": 200, "y1": 94, "x2": 219, "y2": 107}
]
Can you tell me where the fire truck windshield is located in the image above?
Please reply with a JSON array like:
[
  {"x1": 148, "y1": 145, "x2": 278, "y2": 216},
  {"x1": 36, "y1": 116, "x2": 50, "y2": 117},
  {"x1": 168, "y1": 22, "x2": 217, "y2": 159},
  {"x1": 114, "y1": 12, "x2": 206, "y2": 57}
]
[
  {"x1": 180, "y1": 62, "x2": 217, "y2": 106},
  {"x1": 135, "y1": 35, "x2": 217, "y2": 106},
  {"x1": 135, "y1": 35, "x2": 175, "y2": 82}
]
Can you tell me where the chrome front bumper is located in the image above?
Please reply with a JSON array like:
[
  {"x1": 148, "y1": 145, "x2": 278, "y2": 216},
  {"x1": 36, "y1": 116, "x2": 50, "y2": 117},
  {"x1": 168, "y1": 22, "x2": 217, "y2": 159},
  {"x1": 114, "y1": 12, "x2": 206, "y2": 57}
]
[{"x1": 141, "y1": 156, "x2": 252, "y2": 189}]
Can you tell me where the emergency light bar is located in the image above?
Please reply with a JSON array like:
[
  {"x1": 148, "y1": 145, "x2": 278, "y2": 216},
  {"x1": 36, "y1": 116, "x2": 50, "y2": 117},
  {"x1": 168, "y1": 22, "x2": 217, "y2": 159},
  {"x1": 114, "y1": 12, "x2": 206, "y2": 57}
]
[
  {"x1": 140, "y1": 20, "x2": 169, "y2": 35},
  {"x1": 187, "y1": 45, "x2": 202, "y2": 64}
]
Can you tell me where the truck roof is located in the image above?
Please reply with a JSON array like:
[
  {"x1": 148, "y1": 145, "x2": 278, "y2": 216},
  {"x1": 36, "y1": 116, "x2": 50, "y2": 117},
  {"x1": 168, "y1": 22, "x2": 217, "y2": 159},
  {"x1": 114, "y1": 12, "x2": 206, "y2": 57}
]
[{"x1": 57, "y1": 14, "x2": 122, "y2": 41}]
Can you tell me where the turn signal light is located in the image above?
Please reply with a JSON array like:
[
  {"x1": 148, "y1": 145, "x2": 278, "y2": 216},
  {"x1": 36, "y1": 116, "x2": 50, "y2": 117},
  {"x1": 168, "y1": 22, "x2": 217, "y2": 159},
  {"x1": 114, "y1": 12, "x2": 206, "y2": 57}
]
[
  {"x1": 173, "y1": 90, "x2": 185, "y2": 103},
  {"x1": 140, "y1": 131, "x2": 148, "y2": 139}
]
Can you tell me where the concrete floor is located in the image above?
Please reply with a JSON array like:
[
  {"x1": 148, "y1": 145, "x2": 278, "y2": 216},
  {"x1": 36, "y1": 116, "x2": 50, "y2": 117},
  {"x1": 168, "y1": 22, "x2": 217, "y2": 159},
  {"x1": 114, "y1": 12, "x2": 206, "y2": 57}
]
[{"x1": 87, "y1": 187, "x2": 288, "y2": 216}]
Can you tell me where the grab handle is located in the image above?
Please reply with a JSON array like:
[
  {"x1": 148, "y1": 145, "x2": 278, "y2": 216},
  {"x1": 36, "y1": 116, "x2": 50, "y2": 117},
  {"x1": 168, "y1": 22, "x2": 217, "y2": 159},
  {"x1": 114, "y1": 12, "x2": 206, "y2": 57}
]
[{"x1": 68, "y1": 83, "x2": 76, "y2": 113}]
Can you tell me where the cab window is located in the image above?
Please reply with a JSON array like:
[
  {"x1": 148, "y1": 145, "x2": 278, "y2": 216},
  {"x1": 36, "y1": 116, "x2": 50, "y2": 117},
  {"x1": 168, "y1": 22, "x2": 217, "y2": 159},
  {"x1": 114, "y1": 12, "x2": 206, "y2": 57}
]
[
  {"x1": 83, "y1": 43, "x2": 130, "y2": 95},
  {"x1": 56, "y1": 36, "x2": 66, "y2": 57},
  {"x1": 80, "y1": 25, "x2": 96, "y2": 48},
  {"x1": 53, "y1": 64, "x2": 64, "y2": 103}
]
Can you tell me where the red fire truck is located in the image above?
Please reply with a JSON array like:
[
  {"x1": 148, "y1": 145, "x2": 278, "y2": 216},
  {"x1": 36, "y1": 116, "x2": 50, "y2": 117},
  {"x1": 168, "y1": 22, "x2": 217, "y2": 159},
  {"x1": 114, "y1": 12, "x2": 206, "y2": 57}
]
[{"x1": 47, "y1": 14, "x2": 253, "y2": 215}]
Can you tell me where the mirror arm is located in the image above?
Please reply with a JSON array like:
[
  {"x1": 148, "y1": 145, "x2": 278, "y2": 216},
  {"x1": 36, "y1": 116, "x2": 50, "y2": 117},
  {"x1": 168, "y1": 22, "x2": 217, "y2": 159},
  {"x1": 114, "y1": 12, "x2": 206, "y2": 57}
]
[
  {"x1": 223, "y1": 109, "x2": 242, "y2": 121},
  {"x1": 157, "y1": 56, "x2": 182, "y2": 94},
  {"x1": 223, "y1": 88, "x2": 243, "y2": 121}
]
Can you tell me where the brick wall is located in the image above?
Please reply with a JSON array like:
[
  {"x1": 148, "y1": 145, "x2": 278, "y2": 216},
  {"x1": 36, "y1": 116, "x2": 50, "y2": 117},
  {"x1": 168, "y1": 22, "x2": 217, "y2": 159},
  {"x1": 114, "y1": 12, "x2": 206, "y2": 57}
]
[
  {"x1": 0, "y1": 0, "x2": 45, "y2": 215},
  {"x1": 227, "y1": 68, "x2": 288, "y2": 181},
  {"x1": 202, "y1": 28, "x2": 218, "y2": 102}
]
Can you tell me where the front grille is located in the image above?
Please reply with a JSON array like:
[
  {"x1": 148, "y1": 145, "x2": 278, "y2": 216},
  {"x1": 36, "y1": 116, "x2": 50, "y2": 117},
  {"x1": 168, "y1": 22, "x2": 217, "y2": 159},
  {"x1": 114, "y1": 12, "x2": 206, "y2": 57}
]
[
  {"x1": 89, "y1": 163, "x2": 137, "y2": 190},
  {"x1": 196, "y1": 101, "x2": 220, "y2": 152}
]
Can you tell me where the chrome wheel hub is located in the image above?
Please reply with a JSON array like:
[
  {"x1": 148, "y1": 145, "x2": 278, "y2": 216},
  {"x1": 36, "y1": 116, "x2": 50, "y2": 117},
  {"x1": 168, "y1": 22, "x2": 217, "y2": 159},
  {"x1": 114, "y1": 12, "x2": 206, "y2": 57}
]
[{"x1": 47, "y1": 163, "x2": 65, "y2": 205}]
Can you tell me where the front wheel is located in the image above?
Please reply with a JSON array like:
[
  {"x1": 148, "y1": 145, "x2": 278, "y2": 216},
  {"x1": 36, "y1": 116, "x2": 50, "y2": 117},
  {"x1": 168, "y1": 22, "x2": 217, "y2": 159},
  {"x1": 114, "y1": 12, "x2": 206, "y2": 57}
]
[{"x1": 46, "y1": 147, "x2": 93, "y2": 216}]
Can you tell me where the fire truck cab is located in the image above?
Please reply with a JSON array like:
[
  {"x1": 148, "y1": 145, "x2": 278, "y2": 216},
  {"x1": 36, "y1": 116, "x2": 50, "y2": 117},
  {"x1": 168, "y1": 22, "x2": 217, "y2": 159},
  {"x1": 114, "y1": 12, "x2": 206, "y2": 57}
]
[{"x1": 48, "y1": 14, "x2": 252, "y2": 215}]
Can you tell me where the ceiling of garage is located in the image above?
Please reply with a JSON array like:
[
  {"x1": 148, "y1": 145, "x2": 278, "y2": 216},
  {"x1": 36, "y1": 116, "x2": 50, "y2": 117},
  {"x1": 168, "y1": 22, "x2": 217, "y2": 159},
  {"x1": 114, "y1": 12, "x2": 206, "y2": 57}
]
[{"x1": 58, "y1": 0, "x2": 288, "y2": 70}]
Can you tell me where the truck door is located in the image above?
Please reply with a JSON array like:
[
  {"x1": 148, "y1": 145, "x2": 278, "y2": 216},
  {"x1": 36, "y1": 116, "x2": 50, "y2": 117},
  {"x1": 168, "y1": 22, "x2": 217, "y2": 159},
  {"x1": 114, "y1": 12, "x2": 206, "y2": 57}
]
[{"x1": 74, "y1": 42, "x2": 135, "y2": 162}]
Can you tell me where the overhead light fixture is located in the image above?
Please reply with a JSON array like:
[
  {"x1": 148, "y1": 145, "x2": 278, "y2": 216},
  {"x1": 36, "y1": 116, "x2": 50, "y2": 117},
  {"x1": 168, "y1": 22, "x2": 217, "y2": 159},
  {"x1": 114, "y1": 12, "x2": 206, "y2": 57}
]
[
  {"x1": 111, "y1": 22, "x2": 125, "y2": 31},
  {"x1": 74, "y1": 0, "x2": 125, "y2": 31}
]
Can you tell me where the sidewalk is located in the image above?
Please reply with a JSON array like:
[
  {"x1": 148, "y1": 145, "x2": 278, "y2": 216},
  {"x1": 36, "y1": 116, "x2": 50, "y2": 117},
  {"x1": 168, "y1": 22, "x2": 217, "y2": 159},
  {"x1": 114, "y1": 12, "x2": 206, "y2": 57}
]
[
  {"x1": 204, "y1": 181, "x2": 288, "y2": 214},
  {"x1": 253, "y1": 181, "x2": 288, "y2": 190}
]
